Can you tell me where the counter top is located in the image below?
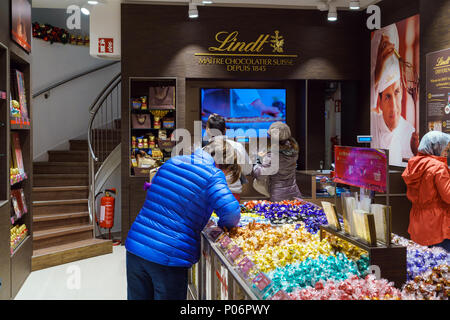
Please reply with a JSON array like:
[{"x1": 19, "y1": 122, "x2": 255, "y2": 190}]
[{"x1": 297, "y1": 170, "x2": 332, "y2": 176}]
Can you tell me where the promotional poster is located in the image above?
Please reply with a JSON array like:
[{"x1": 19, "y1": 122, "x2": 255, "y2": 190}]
[
  {"x1": 11, "y1": 0, "x2": 32, "y2": 53},
  {"x1": 334, "y1": 146, "x2": 388, "y2": 193},
  {"x1": 370, "y1": 15, "x2": 420, "y2": 167},
  {"x1": 426, "y1": 48, "x2": 450, "y2": 134}
]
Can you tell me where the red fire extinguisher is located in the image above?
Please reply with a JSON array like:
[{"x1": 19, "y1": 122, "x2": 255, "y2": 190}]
[{"x1": 95, "y1": 188, "x2": 119, "y2": 244}]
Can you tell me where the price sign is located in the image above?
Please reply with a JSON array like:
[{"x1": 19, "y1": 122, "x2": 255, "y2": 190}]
[
  {"x1": 219, "y1": 235, "x2": 232, "y2": 250},
  {"x1": 205, "y1": 226, "x2": 223, "y2": 242},
  {"x1": 237, "y1": 256, "x2": 255, "y2": 277},
  {"x1": 252, "y1": 272, "x2": 272, "y2": 292},
  {"x1": 205, "y1": 220, "x2": 215, "y2": 228},
  {"x1": 226, "y1": 245, "x2": 242, "y2": 262}
]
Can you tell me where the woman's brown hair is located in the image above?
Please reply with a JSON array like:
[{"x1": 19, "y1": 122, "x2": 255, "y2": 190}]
[{"x1": 204, "y1": 140, "x2": 242, "y2": 184}]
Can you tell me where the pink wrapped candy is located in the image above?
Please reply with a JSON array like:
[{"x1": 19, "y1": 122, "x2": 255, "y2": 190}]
[{"x1": 289, "y1": 274, "x2": 402, "y2": 300}]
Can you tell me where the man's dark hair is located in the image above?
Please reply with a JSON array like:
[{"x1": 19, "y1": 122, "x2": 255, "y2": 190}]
[{"x1": 206, "y1": 113, "x2": 226, "y2": 135}]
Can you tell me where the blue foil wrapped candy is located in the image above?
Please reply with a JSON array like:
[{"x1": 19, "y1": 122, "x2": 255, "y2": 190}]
[{"x1": 264, "y1": 253, "x2": 363, "y2": 296}]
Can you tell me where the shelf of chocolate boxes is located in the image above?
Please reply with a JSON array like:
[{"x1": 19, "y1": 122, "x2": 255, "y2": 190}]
[
  {"x1": 10, "y1": 224, "x2": 28, "y2": 255},
  {"x1": 207, "y1": 200, "x2": 449, "y2": 300},
  {"x1": 131, "y1": 96, "x2": 176, "y2": 170}
]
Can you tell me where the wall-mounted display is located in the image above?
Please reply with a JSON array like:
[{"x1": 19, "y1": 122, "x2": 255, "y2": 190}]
[
  {"x1": 129, "y1": 79, "x2": 176, "y2": 176},
  {"x1": 11, "y1": 0, "x2": 32, "y2": 53},
  {"x1": 201, "y1": 88, "x2": 286, "y2": 138},
  {"x1": 426, "y1": 47, "x2": 450, "y2": 134},
  {"x1": 370, "y1": 14, "x2": 420, "y2": 167},
  {"x1": 149, "y1": 86, "x2": 175, "y2": 110}
]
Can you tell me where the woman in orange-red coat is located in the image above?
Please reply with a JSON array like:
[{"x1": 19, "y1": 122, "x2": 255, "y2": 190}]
[{"x1": 402, "y1": 131, "x2": 450, "y2": 252}]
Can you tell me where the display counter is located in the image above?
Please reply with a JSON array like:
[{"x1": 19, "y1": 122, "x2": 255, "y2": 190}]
[
  {"x1": 188, "y1": 197, "x2": 448, "y2": 301},
  {"x1": 296, "y1": 170, "x2": 338, "y2": 208}
]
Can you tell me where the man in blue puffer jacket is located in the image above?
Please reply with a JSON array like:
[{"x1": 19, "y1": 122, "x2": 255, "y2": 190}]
[{"x1": 125, "y1": 147, "x2": 241, "y2": 300}]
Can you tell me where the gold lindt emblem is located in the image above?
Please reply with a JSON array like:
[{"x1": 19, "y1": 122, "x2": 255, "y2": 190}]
[
  {"x1": 270, "y1": 30, "x2": 284, "y2": 53},
  {"x1": 436, "y1": 56, "x2": 450, "y2": 67},
  {"x1": 208, "y1": 30, "x2": 285, "y2": 53}
]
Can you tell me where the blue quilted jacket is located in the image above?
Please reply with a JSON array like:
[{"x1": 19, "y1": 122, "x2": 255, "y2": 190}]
[{"x1": 125, "y1": 149, "x2": 241, "y2": 268}]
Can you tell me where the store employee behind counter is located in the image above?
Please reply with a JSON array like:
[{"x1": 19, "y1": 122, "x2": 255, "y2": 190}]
[
  {"x1": 402, "y1": 131, "x2": 450, "y2": 252},
  {"x1": 125, "y1": 146, "x2": 241, "y2": 300}
]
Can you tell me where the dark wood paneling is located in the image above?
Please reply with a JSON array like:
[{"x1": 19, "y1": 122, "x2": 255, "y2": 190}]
[
  {"x1": 121, "y1": 4, "x2": 368, "y2": 237},
  {"x1": 128, "y1": 176, "x2": 148, "y2": 226},
  {"x1": 419, "y1": 0, "x2": 450, "y2": 136},
  {"x1": 306, "y1": 80, "x2": 326, "y2": 170},
  {"x1": 0, "y1": 1, "x2": 10, "y2": 46},
  {"x1": 10, "y1": 235, "x2": 32, "y2": 299},
  {"x1": 0, "y1": 202, "x2": 11, "y2": 300},
  {"x1": 121, "y1": 4, "x2": 365, "y2": 81}
]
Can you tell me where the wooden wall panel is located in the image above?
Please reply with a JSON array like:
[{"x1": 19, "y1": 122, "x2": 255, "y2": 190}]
[
  {"x1": 120, "y1": 4, "x2": 368, "y2": 237},
  {"x1": 419, "y1": 0, "x2": 450, "y2": 136}
]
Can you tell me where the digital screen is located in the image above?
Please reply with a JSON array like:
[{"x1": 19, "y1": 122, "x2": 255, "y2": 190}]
[
  {"x1": 201, "y1": 88, "x2": 286, "y2": 138},
  {"x1": 357, "y1": 136, "x2": 373, "y2": 143}
]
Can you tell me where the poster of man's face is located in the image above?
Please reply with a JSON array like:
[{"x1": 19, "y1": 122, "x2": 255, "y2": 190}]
[
  {"x1": 370, "y1": 14, "x2": 420, "y2": 167},
  {"x1": 11, "y1": 0, "x2": 32, "y2": 53}
]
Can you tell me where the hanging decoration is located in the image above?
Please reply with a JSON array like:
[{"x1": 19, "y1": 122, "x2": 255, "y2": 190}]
[{"x1": 32, "y1": 22, "x2": 89, "y2": 46}]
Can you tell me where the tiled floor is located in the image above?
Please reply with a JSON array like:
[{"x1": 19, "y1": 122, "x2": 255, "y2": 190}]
[{"x1": 15, "y1": 245, "x2": 127, "y2": 300}]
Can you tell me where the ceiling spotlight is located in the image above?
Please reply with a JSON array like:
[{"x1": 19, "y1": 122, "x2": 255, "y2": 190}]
[
  {"x1": 189, "y1": 3, "x2": 198, "y2": 19},
  {"x1": 87, "y1": 1, "x2": 99, "y2": 4},
  {"x1": 327, "y1": 6, "x2": 337, "y2": 21},
  {"x1": 349, "y1": 0, "x2": 360, "y2": 10},
  {"x1": 81, "y1": 7, "x2": 90, "y2": 15},
  {"x1": 202, "y1": 0, "x2": 213, "y2": 4}
]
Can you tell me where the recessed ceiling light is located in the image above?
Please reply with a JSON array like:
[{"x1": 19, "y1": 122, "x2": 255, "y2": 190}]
[
  {"x1": 202, "y1": 0, "x2": 213, "y2": 4},
  {"x1": 189, "y1": 3, "x2": 198, "y2": 19},
  {"x1": 349, "y1": 0, "x2": 360, "y2": 10},
  {"x1": 87, "y1": 1, "x2": 99, "y2": 5},
  {"x1": 81, "y1": 7, "x2": 90, "y2": 15},
  {"x1": 328, "y1": 6, "x2": 337, "y2": 21}
]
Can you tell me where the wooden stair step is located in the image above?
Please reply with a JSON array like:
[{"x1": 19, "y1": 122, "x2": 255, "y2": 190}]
[
  {"x1": 33, "y1": 211, "x2": 90, "y2": 232},
  {"x1": 33, "y1": 198, "x2": 88, "y2": 215},
  {"x1": 34, "y1": 174, "x2": 88, "y2": 187},
  {"x1": 33, "y1": 161, "x2": 88, "y2": 174},
  {"x1": 48, "y1": 150, "x2": 88, "y2": 162},
  {"x1": 69, "y1": 140, "x2": 88, "y2": 151},
  {"x1": 34, "y1": 211, "x2": 89, "y2": 222},
  {"x1": 32, "y1": 238, "x2": 113, "y2": 271},
  {"x1": 33, "y1": 224, "x2": 94, "y2": 241},
  {"x1": 33, "y1": 186, "x2": 89, "y2": 201}
]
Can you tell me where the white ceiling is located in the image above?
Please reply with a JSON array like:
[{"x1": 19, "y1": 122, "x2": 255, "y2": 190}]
[{"x1": 33, "y1": 0, "x2": 381, "y2": 10}]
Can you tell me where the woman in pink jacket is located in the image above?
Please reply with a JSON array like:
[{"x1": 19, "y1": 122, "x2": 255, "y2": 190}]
[{"x1": 402, "y1": 131, "x2": 450, "y2": 252}]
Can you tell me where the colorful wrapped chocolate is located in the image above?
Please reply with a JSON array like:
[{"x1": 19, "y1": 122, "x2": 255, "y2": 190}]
[
  {"x1": 392, "y1": 234, "x2": 449, "y2": 281},
  {"x1": 288, "y1": 274, "x2": 402, "y2": 300},
  {"x1": 265, "y1": 253, "x2": 364, "y2": 296},
  {"x1": 227, "y1": 223, "x2": 333, "y2": 273},
  {"x1": 243, "y1": 200, "x2": 329, "y2": 234},
  {"x1": 401, "y1": 265, "x2": 449, "y2": 300}
]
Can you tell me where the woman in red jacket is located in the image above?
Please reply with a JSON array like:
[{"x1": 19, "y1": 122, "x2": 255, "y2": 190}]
[{"x1": 402, "y1": 131, "x2": 450, "y2": 252}]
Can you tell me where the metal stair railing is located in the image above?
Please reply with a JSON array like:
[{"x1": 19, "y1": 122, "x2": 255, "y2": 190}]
[{"x1": 87, "y1": 72, "x2": 121, "y2": 226}]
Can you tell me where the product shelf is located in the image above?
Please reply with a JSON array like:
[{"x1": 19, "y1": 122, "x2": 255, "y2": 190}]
[
  {"x1": 10, "y1": 172, "x2": 27, "y2": 186},
  {"x1": 11, "y1": 210, "x2": 27, "y2": 225},
  {"x1": 10, "y1": 117, "x2": 31, "y2": 130},
  {"x1": 10, "y1": 234, "x2": 30, "y2": 257}
]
